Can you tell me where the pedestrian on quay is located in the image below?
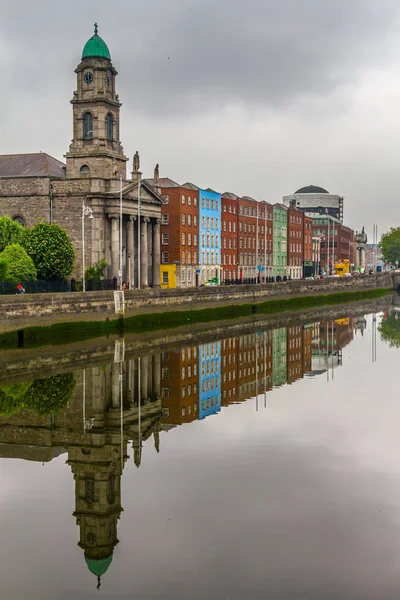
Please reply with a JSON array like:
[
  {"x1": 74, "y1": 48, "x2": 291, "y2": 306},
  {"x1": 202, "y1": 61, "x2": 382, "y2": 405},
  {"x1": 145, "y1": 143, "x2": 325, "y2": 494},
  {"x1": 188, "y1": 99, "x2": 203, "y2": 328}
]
[{"x1": 16, "y1": 283, "x2": 25, "y2": 294}]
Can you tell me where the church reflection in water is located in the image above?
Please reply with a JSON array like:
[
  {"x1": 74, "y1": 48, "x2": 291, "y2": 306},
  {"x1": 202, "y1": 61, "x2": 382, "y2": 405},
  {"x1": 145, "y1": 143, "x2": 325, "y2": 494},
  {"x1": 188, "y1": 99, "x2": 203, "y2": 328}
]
[{"x1": 0, "y1": 317, "x2": 357, "y2": 587}]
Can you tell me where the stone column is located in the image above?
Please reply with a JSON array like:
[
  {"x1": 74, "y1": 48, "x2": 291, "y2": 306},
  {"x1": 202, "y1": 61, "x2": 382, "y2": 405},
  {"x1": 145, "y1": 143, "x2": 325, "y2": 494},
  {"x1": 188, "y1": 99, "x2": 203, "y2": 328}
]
[
  {"x1": 141, "y1": 355, "x2": 149, "y2": 402},
  {"x1": 154, "y1": 352, "x2": 161, "y2": 398},
  {"x1": 152, "y1": 219, "x2": 161, "y2": 288},
  {"x1": 127, "y1": 216, "x2": 135, "y2": 289},
  {"x1": 110, "y1": 216, "x2": 119, "y2": 279},
  {"x1": 141, "y1": 217, "x2": 149, "y2": 288},
  {"x1": 111, "y1": 363, "x2": 120, "y2": 409}
]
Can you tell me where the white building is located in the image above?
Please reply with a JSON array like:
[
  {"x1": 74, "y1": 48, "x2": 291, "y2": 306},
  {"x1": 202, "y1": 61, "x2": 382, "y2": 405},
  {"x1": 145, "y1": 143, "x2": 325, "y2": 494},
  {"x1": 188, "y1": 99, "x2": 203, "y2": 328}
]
[{"x1": 283, "y1": 185, "x2": 344, "y2": 223}]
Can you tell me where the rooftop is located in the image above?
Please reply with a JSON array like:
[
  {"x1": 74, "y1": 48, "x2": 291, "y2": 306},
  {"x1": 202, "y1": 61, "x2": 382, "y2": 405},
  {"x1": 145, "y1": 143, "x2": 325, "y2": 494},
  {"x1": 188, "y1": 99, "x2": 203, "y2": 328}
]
[
  {"x1": 0, "y1": 153, "x2": 66, "y2": 179},
  {"x1": 295, "y1": 185, "x2": 329, "y2": 194}
]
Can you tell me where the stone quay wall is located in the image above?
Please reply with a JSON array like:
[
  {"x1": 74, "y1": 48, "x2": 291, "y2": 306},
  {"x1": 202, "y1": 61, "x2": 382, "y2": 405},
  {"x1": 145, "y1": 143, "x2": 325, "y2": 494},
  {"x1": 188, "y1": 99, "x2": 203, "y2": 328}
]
[
  {"x1": 0, "y1": 294, "x2": 393, "y2": 385},
  {"x1": 0, "y1": 271, "x2": 394, "y2": 332}
]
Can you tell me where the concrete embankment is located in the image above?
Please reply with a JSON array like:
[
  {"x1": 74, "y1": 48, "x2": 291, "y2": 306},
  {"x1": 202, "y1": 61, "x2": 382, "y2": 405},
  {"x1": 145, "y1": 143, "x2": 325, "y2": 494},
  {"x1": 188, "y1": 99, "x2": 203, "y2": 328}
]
[{"x1": 0, "y1": 271, "x2": 395, "y2": 334}]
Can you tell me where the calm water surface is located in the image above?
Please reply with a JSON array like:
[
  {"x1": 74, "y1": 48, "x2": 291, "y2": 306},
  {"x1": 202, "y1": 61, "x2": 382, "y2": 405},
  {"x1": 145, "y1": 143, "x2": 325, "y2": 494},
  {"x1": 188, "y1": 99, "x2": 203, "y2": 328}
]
[{"x1": 0, "y1": 301, "x2": 400, "y2": 599}]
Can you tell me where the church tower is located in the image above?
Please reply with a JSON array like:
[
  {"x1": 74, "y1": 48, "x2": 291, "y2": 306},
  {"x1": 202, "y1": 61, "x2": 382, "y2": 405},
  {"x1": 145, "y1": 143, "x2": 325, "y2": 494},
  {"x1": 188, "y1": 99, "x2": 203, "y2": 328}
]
[{"x1": 65, "y1": 24, "x2": 128, "y2": 181}]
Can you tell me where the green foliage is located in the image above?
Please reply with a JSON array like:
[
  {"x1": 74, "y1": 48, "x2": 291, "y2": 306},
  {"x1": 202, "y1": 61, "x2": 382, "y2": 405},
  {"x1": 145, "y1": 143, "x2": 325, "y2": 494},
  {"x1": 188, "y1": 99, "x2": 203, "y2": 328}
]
[
  {"x1": 0, "y1": 258, "x2": 7, "y2": 281},
  {"x1": 0, "y1": 243, "x2": 37, "y2": 283},
  {"x1": 0, "y1": 373, "x2": 76, "y2": 416},
  {"x1": 85, "y1": 258, "x2": 108, "y2": 281},
  {"x1": 379, "y1": 315, "x2": 400, "y2": 348},
  {"x1": 380, "y1": 228, "x2": 400, "y2": 265},
  {"x1": 0, "y1": 216, "x2": 24, "y2": 252},
  {"x1": 22, "y1": 223, "x2": 75, "y2": 280}
]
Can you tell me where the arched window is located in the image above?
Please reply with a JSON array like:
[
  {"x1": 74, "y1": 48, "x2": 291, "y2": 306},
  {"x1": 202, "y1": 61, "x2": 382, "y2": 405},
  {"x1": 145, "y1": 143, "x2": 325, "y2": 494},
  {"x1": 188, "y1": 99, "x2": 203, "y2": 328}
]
[
  {"x1": 80, "y1": 165, "x2": 90, "y2": 175},
  {"x1": 83, "y1": 112, "x2": 93, "y2": 139},
  {"x1": 106, "y1": 113, "x2": 113, "y2": 140},
  {"x1": 12, "y1": 215, "x2": 25, "y2": 227}
]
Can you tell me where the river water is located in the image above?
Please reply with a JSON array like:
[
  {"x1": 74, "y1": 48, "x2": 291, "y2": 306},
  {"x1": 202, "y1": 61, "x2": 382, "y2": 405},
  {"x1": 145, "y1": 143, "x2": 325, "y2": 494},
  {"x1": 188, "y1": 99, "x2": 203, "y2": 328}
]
[{"x1": 0, "y1": 298, "x2": 400, "y2": 599}]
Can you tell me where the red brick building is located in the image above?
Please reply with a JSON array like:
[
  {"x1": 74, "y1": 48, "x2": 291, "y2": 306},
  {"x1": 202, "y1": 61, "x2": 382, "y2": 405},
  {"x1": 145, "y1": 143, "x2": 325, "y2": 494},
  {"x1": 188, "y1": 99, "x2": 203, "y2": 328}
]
[
  {"x1": 158, "y1": 179, "x2": 199, "y2": 288},
  {"x1": 221, "y1": 193, "x2": 239, "y2": 283},
  {"x1": 310, "y1": 216, "x2": 354, "y2": 273},
  {"x1": 238, "y1": 196, "x2": 258, "y2": 282},
  {"x1": 303, "y1": 216, "x2": 313, "y2": 276},
  {"x1": 287, "y1": 207, "x2": 304, "y2": 279}
]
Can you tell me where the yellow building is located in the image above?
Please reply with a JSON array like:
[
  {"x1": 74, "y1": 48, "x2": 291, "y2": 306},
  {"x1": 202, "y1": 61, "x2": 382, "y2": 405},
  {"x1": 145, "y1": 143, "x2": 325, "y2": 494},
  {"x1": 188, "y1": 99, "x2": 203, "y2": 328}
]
[{"x1": 160, "y1": 264, "x2": 176, "y2": 289}]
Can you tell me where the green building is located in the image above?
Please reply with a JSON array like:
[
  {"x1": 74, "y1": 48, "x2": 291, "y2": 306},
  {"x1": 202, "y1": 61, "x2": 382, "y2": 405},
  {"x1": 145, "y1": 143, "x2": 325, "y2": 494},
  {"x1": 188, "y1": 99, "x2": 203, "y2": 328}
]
[
  {"x1": 272, "y1": 204, "x2": 288, "y2": 278},
  {"x1": 272, "y1": 327, "x2": 287, "y2": 387}
]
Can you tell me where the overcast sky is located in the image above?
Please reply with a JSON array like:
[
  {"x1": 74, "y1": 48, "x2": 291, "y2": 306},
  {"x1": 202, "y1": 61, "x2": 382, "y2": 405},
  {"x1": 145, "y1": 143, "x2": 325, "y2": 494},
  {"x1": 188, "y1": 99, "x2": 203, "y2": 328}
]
[{"x1": 1, "y1": 0, "x2": 400, "y2": 237}]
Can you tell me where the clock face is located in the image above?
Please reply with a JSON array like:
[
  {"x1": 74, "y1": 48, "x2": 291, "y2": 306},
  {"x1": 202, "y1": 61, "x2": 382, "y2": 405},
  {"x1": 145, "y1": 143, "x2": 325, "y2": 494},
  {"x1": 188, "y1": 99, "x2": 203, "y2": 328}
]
[
  {"x1": 84, "y1": 71, "x2": 93, "y2": 84},
  {"x1": 105, "y1": 74, "x2": 111, "y2": 85}
]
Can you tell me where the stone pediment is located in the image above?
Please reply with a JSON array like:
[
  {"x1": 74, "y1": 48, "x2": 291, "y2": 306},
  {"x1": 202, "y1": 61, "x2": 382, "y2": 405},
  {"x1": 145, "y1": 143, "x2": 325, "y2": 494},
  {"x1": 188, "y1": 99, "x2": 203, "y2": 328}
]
[{"x1": 120, "y1": 180, "x2": 166, "y2": 205}]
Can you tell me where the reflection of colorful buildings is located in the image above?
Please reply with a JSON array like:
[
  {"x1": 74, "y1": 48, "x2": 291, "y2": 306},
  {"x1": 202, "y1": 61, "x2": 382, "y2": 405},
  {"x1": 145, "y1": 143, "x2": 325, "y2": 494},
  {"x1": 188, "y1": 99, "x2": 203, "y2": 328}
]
[
  {"x1": 287, "y1": 325, "x2": 303, "y2": 384},
  {"x1": 221, "y1": 336, "x2": 238, "y2": 405},
  {"x1": 161, "y1": 345, "x2": 199, "y2": 425},
  {"x1": 273, "y1": 327, "x2": 287, "y2": 387},
  {"x1": 199, "y1": 341, "x2": 221, "y2": 419}
]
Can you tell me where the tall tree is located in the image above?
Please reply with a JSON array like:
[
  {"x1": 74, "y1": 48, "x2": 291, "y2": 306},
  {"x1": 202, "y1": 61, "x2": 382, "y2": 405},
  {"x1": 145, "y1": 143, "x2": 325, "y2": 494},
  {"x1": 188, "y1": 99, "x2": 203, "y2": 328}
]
[
  {"x1": 0, "y1": 216, "x2": 24, "y2": 252},
  {"x1": 380, "y1": 227, "x2": 400, "y2": 265},
  {"x1": 22, "y1": 223, "x2": 75, "y2": 280}
]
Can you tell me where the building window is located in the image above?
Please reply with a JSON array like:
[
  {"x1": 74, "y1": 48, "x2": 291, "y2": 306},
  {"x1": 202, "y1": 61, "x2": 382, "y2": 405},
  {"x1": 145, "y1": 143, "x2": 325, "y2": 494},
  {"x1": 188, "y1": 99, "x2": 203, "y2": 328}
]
[
  {"x1": 182, "y1": 233, "x2": 185, "y2": 245},
  {"x1": 194, "y1": 197, "x2": 198, "y2": 206},
  {"x1": 162, "y1": 387, "x2": 169, "y2": 398},
  {"x1": 162, "y1": 233, "x2": 169, "y2": 245},
  {"x1": 182, "y1": 214, "x2": 186, "y2": 225},
  {"x1": 182, "y1": 195, "x2": 186, "y2": 204},
  {"x1": 188, "y1": 233, "x2": 192, "y2": 245},
  {"x1": 188, "y1": 214, "x2": 192, "y2": 226},
  {"x1": 162, "y1": 271, "x2": 169, "y2": 284},
  {"x1": 107, "y1": 477, "x2": 115, "y2": 505},
  {"x1": 194, "y1": 216, "x2": 197, "y2": 227},
  {"x1": 12, "y1": 215, "x2": 25, "y2": 227},
  {"x1": 188, "y1": 196, "x2": 192, "y2": 206},
  {"x1": 162, "y1": 252, "x2": 169, "y2": 263},
  {"x1": 188, "y1": 269, "x2": 192, "y2": 283},
  {"x1": 162, "y1": 213, "x2": 169, "y2": 224},
  {"x1": 80, "y1": 165, "x2": 90, "y2": 175},
  {"x1": 163, "y1": 195, "x2": 169, "y2": 204},
  {"x1": 194, "y1": 234, "x2": 197, "y2": 246},
  {"x1": 162, "y1": 368, "x2": 169, "y2": 379},
  {"x1": 85, "y1": 479, "x2": 95, "y2": 504},
  {"x1": 182, "y1": 251, "x2": 185, "y2": 264},
  {"x1": 106, "y1": 113, "x2": 113, "y2": 140},
  {"x1": 83, "y1": 112, "x2": 93, "y2": 139},
  {"x1": 188, "y1": 251, "x2": 191, "y2": 263}
]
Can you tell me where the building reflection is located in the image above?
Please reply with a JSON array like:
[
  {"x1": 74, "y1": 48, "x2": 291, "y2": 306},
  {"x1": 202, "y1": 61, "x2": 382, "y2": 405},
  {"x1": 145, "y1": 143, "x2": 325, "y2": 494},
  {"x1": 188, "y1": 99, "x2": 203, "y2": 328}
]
[{"x1": 0, "y1": 316, "x2": 356, "y2": 587}]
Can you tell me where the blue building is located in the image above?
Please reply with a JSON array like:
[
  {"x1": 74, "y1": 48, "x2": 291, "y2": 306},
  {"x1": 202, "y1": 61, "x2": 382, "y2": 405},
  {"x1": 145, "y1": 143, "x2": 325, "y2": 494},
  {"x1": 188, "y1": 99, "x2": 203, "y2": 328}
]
[
  {"x1": 199, "y1": 341, "x2": 221, "y2": 419},
  {"x1": 198, "y1": 188, "x2": 222, "y2": 284}
]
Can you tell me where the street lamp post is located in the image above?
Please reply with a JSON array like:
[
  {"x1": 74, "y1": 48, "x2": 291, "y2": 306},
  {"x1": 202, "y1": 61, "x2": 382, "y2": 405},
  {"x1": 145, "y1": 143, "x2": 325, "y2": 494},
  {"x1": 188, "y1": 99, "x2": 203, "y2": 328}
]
[{"x1": 82, "y1": 201, "x2": 93, "y2": 292}]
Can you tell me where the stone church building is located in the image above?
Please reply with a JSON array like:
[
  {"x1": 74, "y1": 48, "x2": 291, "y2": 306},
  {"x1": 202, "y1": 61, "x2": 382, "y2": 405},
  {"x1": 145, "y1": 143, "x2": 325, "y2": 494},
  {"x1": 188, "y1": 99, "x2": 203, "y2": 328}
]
[{"x1": 0, "y1": 24, "x2": 163, "y2": 287}]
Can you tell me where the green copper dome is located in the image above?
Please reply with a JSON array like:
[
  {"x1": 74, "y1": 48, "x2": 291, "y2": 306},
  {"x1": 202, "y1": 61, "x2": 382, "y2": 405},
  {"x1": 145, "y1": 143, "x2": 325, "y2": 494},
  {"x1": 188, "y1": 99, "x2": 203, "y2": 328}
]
[
  {"x1": 85, "y1": 554, "x2": 113, "y2": 578},
  {"x1": 82, "y1": 23, "x2": 111, "y2": 60}
]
